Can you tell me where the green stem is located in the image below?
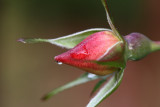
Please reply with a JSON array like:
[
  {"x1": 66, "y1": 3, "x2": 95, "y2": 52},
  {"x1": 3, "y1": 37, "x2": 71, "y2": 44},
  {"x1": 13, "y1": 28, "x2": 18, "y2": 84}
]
[{"x1": 151, "y1": 41, "x2": 160, "y2": 52}]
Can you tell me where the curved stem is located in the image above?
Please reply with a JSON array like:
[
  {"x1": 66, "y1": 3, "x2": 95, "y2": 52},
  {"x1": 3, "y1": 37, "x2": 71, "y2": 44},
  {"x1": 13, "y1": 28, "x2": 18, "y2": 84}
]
[{"x1": 151, "y1": 41, "x2": 160, "y2": 52}]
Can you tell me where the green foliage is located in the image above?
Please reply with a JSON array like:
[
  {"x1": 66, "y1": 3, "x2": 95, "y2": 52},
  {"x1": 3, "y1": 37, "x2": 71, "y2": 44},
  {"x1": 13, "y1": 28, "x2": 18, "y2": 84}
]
[
  {"x1": 90, "y1": 79, "x2": 106, "y2": 96},
  {"x1": 42, "y1": 73, "x2": 111, "y2": 101},
  {"x1": 101, "y1": 0, "x2": 124, "y2": 42},
  {"x1": 87, "y1": 69, "x2": 124, "y2": 107},
  {"x1": 18, "y1": 28, "x2": 110, "y2": 49}
]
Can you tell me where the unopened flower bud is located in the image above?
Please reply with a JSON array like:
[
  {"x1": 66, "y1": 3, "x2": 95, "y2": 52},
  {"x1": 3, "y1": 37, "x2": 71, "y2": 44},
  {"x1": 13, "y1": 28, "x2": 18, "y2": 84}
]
[
  {"x1": 124, "y1": 32, "x2": 160, "y2": 60},
  {"x1": 55, "y1": 31, "x2": 124, "y2": 75}
]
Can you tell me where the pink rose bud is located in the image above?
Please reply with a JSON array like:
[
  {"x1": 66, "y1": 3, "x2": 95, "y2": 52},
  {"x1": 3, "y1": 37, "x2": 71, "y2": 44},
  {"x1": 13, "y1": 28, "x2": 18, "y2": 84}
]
[{"x1": 54, "y1": 31, "x2": 123, "y2": 75}]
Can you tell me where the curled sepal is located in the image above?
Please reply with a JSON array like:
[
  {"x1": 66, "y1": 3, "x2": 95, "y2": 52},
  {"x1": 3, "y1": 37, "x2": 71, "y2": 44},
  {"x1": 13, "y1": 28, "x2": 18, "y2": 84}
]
[
  {"x1": 18, "y1": 28, "x2": 110, "y2": 49},
  {"x1": 87, "y1": 69, "x2": 124, "y2": 107},
  {"x1": 101, "y1": 0, "x2": 125, "y2": 42},
  {"x1": 42, "y1": 73, "x2": 111, "y2": 100},
  {"x1": 90, "y1": 79, "x2": 106, "y2": 96}
]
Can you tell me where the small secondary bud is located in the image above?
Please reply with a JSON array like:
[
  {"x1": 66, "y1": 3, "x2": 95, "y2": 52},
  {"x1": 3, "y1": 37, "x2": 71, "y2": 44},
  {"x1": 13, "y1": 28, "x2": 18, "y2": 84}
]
[{"x1": 124, "y1": 32, "x2": 160, "y2": 60}]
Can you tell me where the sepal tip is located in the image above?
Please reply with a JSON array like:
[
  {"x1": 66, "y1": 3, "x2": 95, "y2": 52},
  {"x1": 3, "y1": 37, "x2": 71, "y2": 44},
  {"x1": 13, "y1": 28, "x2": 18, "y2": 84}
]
[{"x1": 17, "y1": 38, "x2": 26, "y2": 43}]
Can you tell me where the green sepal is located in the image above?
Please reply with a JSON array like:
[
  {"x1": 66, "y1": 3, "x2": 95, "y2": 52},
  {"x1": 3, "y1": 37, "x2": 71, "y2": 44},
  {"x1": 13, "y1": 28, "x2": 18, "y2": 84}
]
[
  {"x1": 18, "y1": 28, "x2": 110, "y2": 49},
  {"x1": 96, "y1": 61, "x2": 126, "y2": 68},
  {"x1": 101, "y1": 0, "x2": 125, "y2": 43},
  {"x1": 95, "y1": 41, "x2": 126, "y2": 68},
  {"x1": 42, "y1": 73, "x2": 108, "y2": 100},
  {"x1": 90, "y1": 79, "x2": 106, "y2": 96},
  {"x1": 42, "y1": 72, "x2": 113, "y2": 100},
  {"x1": 87, "y1": 69, "x2": 124, "y2": 107}
]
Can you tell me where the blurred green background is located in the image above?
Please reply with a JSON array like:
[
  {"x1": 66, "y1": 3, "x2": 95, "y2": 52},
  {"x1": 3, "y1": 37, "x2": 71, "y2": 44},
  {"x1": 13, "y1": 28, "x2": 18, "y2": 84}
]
[{"x1": 1, "y1": 0, "x2": 160, "y2": 107}]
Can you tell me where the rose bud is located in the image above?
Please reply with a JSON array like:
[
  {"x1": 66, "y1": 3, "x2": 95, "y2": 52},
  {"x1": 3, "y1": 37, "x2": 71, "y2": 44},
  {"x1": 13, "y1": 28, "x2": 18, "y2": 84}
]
[
  {"x1": 124, "y1": 32, "x2": 160, "y2": 61},
  {"x1": 17, "y1": 0, "x2": 160, "y2": 105},
  {"x1": 54, "y1": 31, "x2": 124, "y2": 76}
]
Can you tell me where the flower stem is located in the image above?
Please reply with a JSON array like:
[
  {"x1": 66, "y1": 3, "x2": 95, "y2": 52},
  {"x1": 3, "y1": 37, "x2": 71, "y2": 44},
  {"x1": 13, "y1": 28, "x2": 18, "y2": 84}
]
[{"x1": 151, "y1": 41, "x2": 160, "y2": 52}]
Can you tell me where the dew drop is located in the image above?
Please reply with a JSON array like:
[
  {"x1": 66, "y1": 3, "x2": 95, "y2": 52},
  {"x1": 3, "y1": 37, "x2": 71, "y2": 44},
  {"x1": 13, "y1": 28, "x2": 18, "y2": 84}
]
[{"x1": 57, "y1": 61, "x2": 63, "y2": 65}]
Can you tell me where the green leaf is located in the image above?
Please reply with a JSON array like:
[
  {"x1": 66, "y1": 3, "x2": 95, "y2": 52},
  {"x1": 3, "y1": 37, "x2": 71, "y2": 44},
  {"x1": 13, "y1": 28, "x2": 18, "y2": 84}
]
[
  {"x1": 18, "y1": 28, "x2": 110, "y2": 49},
  {"x1": 90, "y1": 79, "x2": 106, "y2": 96},
  {"x1": 87, "y1": 69, "x2": 124, "y2": 107},
  {"x1": 101, "y1": 0, "x2": 124, "y2": 42}
]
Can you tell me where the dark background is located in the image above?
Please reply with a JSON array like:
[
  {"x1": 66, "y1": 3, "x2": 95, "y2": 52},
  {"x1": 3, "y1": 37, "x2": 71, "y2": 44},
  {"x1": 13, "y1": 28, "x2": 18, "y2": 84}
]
[{"x1": 1, "y1": 0, "x2": 160, "y2": 107}]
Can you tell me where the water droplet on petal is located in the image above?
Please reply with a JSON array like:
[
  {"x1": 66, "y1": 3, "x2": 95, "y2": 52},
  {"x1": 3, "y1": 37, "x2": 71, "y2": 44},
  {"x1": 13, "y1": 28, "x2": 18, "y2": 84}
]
[
  {"x1": 57, "y1": 62, "x2": 63, "y2": 65},
  {"x1": 55, "y1": 60, "x2": 63, "y2": 65}
]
